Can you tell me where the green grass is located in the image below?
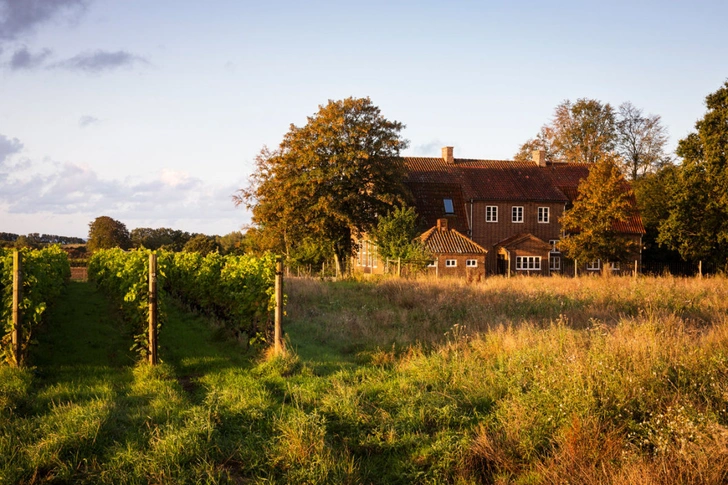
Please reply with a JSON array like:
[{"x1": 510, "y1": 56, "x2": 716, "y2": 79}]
[{"x1": 2, "y1": 276, "x2": 728, "y2": 484}]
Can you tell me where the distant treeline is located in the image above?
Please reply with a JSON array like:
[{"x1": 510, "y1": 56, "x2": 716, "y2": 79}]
[{"x1": 0, "y1": 232, "x2": 85, "y2": 245}]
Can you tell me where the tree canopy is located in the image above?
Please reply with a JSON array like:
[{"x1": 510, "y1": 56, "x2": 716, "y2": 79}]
[
  {"x1": 87, "y1": 216, "x2": 132, "y2": 252},
  {"x1": 515, "y1": 98, "x2": 616, "y2": 164},
  {"x1": 236, "y1": 97, "x2": 411, "y2": 271},
  {"x1": 370, "y1": 206, "x2": 430, "y2": 264},
  {"x1": 559, "y1": 154, "x2": 638, "y2": 265},
  {"x1": 657, "y1": 81, "x2": 728, "y2": 266},
  {"x1": 515, "y1": 99, "x2": 669, "y2": 180}
]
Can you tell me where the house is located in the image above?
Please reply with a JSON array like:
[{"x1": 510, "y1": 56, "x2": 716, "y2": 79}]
[
  {"x1": 420, "y1": 218, "x2": 487, "y2": 277},
  {"x1": 403, "y1": 147, "x2": 645, "y2": 276}
]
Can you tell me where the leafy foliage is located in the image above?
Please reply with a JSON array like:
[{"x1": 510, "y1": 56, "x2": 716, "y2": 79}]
[
  {"x1": 88, "y1": 248, "x2": 166, "y2": 359},
  {"x1": 616, "y1": 102, "x2": 671, "y2": 180},
  {"x1": 182, "y1": 234, "x2": 221, "y2": 255},
  {"x1": 236, "y1": 97, "x2": 411, "y2": 270},
  {"x1": 515, "y1": 98, "x2": 616, "y2": 164},
  {"x1": 371, "y1": 206, "x2": 431, "y2": 264},
  {"x1": 164, "y1": 251, "x2": 276, "y2": 344},
  {"x1": 559, "y1": 154, "x2": 638, "y2": 264},
  {"x1": 657, "y1": 81, "x2": 728, "y2": 267},
  {"x1": 87, "y1": 216, "x2": 132, "y2": 253},
  {"x1": 1, "y1": 246, "x2": 70, "y2": 365}
]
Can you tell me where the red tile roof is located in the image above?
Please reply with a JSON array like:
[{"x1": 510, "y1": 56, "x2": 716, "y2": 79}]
[
  {"x1": 403, "y1": 156, "x2": 646, "y2": 236},
  {"x1": 496, "y1": 233, "x2": 552, "y2": 250},
  {"x1": 420, "y1": 226, "x2": 487, "y2": 254},
  {"x1": 405, "y1": 157, "x2": 568, "y2": 202},
  {"x1": 409, "y1": 182, "x2": 468, "y2": 233}
]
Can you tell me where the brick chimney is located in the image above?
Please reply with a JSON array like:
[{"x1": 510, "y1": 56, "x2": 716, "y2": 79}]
[
  {"x1": 532, "y1": 149, "x2": 546, "y2": 167},
  {"x1": 437, "y1": 218, "x2": 449, "y2": 232},
  {"x1": 442, "y1": 146, "x2": 454, "y2": 164}
]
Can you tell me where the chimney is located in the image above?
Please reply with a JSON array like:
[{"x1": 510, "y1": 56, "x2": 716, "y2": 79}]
[
  {"x1": 532, "y1": 149, "x2": 546, "y2": 167},
  {"x1": 442, "y1": 146, "x2": 454, "y2": 164},
  {"x1": 437, "y1": 218, "x2": 449, "y2": 232}
]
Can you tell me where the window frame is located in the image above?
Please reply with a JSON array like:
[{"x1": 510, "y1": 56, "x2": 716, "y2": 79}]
[
  {"x1": 586, "y1": 260, "x2": 601, "y2": 271},
  {"x1": 515, "y1": 256, "x2": 541, "y2": 271},
  {"x1": 549, "y1": 239, "x2": 560, "y2": 253},
  {"x1": 549, "y1": 255, "x2": 561, "y2": 271},
  {"x1": 485, "y1": 205, "x2": 498, "y2": 223},
  {"x1": 445, "y1": 259, "x2": 457, "y2": 268},
  {"x1": 443, "y1": 198, "x2": 455, "y2": 214},
  {"x1": 538, "y1": 207, "x2": 550, "y2": 223},
  {"x1": 512, "y1": 206, "x2": 524, "y2": 223},
  {"x1": 466, "y1": 259, "x2": 478, "y2": 268}
]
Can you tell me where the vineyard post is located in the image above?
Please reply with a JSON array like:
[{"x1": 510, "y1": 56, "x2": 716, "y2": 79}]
[
  {"x1": 148, "y1": 252, "x2": 158, "y2": 365},
  {"x1": 274, "y1": 256, "x2": 284, "y2": 355},
  {"x1": 12, "y1": 251, "x2": 22, "y2": 368}
]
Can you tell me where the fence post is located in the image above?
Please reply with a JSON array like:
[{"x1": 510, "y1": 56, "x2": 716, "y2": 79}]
[
  {"x1": 698, "y1": 260, "x2": 703, "y2": 279},
  {"x1": 12, "y1": 251, "x2": 22, "y2": 368},
  {"x1": 148, "y1": 252, "x2": 158, "y2": 365},
  {"x1": 397, "y1": 257, "x2": 401, "y2": 277},
  {"x1": 274, "y1": 256, "x2": 284, "y2": 355},
  {"x1": 634, "y1": 260, "x2": 638, "y2": 280},
  {"x1": 574, "y1": 259, "x2": 578, "y2": 278}
]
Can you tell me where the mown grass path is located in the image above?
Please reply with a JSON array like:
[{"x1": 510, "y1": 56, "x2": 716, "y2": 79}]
[{"x1": 2, "y1": 281, "x2": 262, "y2": 484}]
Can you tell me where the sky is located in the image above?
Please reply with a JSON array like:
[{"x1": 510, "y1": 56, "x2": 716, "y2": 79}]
[{"x1": 1, "y1": 0, "x2": 727, "y2": 239}]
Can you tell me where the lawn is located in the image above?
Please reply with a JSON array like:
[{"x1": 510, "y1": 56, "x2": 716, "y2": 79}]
[{"x1": 2, "y1": 275, "x2": 728, "y2": 484}]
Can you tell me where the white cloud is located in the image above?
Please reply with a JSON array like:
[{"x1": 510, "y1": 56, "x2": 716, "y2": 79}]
[
  {"x1": 0, "y1": 152, "x2": 249, "y2": 236},
  {"x1": 52, "y1": 50, "x2": 148, "y2": 73}
]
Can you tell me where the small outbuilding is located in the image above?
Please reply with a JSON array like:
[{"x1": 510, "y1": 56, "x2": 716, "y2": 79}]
[{"x1": 421, "y1": 218, "x2": 487, "y2": 277}]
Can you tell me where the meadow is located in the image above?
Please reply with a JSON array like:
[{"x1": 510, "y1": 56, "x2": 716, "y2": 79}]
[{"x1": 1, "y1": 274, "x2": 727, "y2": 484}]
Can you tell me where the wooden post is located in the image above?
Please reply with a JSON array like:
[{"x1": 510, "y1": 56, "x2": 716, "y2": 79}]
[
  {"x1": 12, "y1": 251, "x2": 22, "y2": 368},
  {"x1": 397, "y1": 257, "x2": 401, "y2": 278},
  {"x1": 574, "y1": 259, "x2": 578, "y2": 278},
  {"x1": 634, "y1": 260, "x2": 638, "y2": 280},
  {"x1": 274, "y1": 256, "x2": 284, "y2": 355},
  {"x1": 698, "y1": 260, "x2": 703, "y2": 279},
  {"x1": 148, "y1": 252, "x2": 158, "y2": 365}
]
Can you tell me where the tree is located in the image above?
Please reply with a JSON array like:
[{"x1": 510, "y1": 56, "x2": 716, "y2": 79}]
[
  {"x1": 370, "y1": 206, "x2": 430, "y2": 263},
  {"x1": 615, "y1": 102, "x2": 671, "y2": 180},
  {"x1": 559, "y1": 154, "x2": 638, "y2": 265},
  {"x1": 236, "y1": 97, "x2": 411, "y2": 272},
  {"x1": 632, "y1": 165, "x2": 682, "y2": 261},
  {"x1": 657, "y1": 81, "x2": 728, "y2": 266},
  {"x1": 183, "y1": 234, "x2": 221, "y2": 255},
  {"x1": 514, "y1": 98, "x2": 616, "y2": 164},
  {"x1": 87, "y1": 216, "x2": 131, "y2": 252}
]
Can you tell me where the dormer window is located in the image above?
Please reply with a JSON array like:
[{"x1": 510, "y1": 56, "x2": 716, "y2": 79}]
[{"x1": 443, "y1": 198, "x2": 454, "y2": 214}]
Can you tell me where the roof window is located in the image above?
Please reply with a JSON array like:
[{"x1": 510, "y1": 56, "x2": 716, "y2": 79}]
[{"x1": 443, "y1": 198, "x2": 454, "y2": 214}]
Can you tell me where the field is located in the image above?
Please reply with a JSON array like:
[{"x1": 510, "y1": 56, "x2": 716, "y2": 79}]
[{"x1": 2, "y1": 274, "x2": 728, "y2": 484}]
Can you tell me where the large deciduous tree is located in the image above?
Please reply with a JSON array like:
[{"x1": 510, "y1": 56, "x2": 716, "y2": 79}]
[
  {"x1": 514, "y1": 98, "x2": 616, "y2": 164},
  {"x1": 616, "y1": 102, "x2": 671, "y2": 180},
  {"x1": 236, "y1": 97, "x2": 411, "y2": 272},
  {"x1": 559, "y1": 154, "x2": 638, "y2": 265},
  {"x1": 87, "y1": 216, "x2": 132, "y2": 252},
  {"x1": 657, "y1": 81, "x2": 728, "y2": 266}
]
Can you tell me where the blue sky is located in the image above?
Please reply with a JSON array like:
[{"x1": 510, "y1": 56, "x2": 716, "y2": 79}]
[{"x1": 1, "y1": 0, "x2": 726, "y2": 238}]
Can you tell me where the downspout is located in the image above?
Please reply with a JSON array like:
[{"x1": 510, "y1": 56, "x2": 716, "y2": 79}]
[{"x1": 468, "y1": 199, "x2": 474, "y2": 237}]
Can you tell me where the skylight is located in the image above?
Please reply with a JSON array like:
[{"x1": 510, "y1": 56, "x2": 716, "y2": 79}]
[{"x1": 443, "y1": 198, "x2": 454, "y2": 214}]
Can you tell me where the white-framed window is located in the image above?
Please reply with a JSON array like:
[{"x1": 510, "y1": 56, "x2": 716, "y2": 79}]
[
  {"x1": 512, "y1": 206, "x2": 524, "y2": 223},
  {"x1": 516, "y1": 256, "x2": 541, "y2": 271},
  {"x1": 443, "y1": 198, "x2": 454, "y2": 214},
  {"x1": 609, "y1": 262, "x2": 620, "y2": 271},
  {"x1": 587, "y1": 260, "x2": 601, "y2": 271},
  {"x1": 427, "y1": 260, "x2": 437, "y2": 268},
  {"x1": 538, "y1": 207, "x2": 550, "y2": 223},
  {"x1": 359, "y1": 240, "x2": 378, "y2": 268},
  {"x1": 549, "y1": 239, "x2": 560, "y2": 253},
  {"x1": 485, "y1": 206, "x2": 498, "y2": 222},
  {"x1": 466, "y1": 259, "x2": 478, "y2": 267},
  {"x1": 550, "y1": 255, "x2": 561, "y2": 271},
  {"x1": 445, "y1": 259, "x2": 457, "y2": 267}
]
